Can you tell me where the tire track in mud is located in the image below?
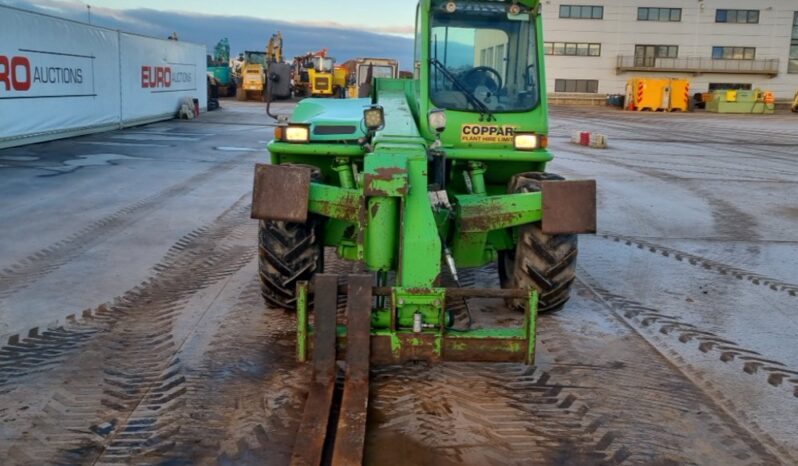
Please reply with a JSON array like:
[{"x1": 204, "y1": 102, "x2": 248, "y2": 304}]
[
  {"x1": 576, "y1": 271, "x2": 798, "y2": 399},
  {"x1": 366, "y1": 266, "x2": 627, "y2": 466},
  {"x1": 562, "y1": 143, "x2": 760, "y2": 241},
  {"x1": 0, "y1": 195, "x2": 257, "y2": 465},
  {"x1": 367, "y1": 362, "x2": 628, "y2": 466},
  {"x1": 0, "y1": 324, "x2": 99, "y2": 392},
  {"x1": 367, "y1": 261, "x2": 791, "y2": 465},
  {"x1": 600, "y1": 233, "x2": 798, "y2": 298},
  {"x1": 0, "y1": 152, "x2": 252, "y2": 303},
  {"x1": 576, "y1": 271, "x2": 797, "y2": 464},
  {"x1": 154, "y1": 278, "x2": 308, "y2": 466}
]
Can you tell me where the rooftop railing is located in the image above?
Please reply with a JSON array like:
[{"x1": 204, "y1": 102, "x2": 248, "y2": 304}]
[{"x1": 616, "y1": 55, "x2": 780, "y2": 77}]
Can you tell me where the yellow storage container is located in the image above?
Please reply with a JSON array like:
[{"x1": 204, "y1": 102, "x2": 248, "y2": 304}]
[
  {"x1": 625, "y1": 78, "x2": 670, "y2": 111},
  {"x1": 625, "y1": 77, "x2": 691, "y2": 112},
  {"x1": 668, "y1": 78, "x2": 690, "y2": 112}
]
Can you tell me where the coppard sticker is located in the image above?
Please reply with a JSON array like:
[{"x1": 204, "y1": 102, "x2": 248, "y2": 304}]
[{"x1": 460, "y1": 124, "x2": 517, "y2": 143}]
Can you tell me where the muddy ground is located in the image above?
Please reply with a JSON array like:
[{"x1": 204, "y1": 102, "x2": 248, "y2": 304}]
[{"x1": 0, "y1": 101, "x2": 796, "y2": 465}]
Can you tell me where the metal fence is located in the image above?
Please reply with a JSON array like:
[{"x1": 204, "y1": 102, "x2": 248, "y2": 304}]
[{"x1": 616, "y1": 55, "x2": 780, "y2": 76}]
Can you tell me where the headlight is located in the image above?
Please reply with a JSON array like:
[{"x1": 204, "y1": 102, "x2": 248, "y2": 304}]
[
  {"x1": 428, "y1": 109, "x2": 447, "y2": 133},
  {"x1": 514, "y1": 133, "x2": 540, "y2": 151},
  {"x1": 363, "y1": 105, "x2": 385, "y2": 131},
  {"x1": 276, "y1": 124, "x2": 310, "y2": 143}
]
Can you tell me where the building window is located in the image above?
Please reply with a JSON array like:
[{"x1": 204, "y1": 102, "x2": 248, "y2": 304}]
[
  {"x1": 634, "y1": 44, "x2": 678, "y2": 66},
  {"x1": 638, "y1": 8, "x2": 681, "y2": 22},
  {"x1": 790, "y1": 12, "x2": 798, "y2": 74},
  {"x1": 559, "y1": 5, "x2": 603, "y2": 19},
  {"x1": 554, "y1": 79, "x2": 599, "y2": 93},
  {"x1": 716, "y1": 9, "x2": 759, "y2": 24},
  {"x1": 712, "y1": 46, "x2": 756, "y2": 60},
  {"x1": 544, "y1": 42, "x2": 601, "y2": 56},
  {"x1": 709, "y1": 83, "x2": 752, "y2": 91}
]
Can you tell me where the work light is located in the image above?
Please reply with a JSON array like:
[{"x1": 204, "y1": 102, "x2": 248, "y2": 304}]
[
  {"x1": 428, "y1": 109, "x2": 447, "y2": 133},
  {"x1": 513, "y1": 133, "x2": 539, "y2": 151},
  {"x1": 280, "y1": 124, "x2": 310, "y2": 143},
  {"x1": 363, "y1": 105, "x2": 385, "y2": 131}
]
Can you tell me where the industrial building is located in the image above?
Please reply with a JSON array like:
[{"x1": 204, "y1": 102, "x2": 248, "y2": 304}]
[{"x1": 540, "y1": 0, "x2": 798, "y2": 100}]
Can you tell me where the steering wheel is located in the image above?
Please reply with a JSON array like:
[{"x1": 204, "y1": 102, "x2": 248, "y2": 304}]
[{"x1": 460, "y1": 66, "x2": 503, "y2": 94}]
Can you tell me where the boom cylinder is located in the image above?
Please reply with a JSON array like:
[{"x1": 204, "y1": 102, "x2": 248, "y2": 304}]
[
  {"x1": 467, "y1": 161, "x2": 487, "y2": 195},
  {"x1": 333, "y1": 158, "x2": 356, "y2": 189}
]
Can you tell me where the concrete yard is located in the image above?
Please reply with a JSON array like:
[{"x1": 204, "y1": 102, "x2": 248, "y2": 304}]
[{"x1": 0, "y1": 100, "x2": 796, "y2": 465}]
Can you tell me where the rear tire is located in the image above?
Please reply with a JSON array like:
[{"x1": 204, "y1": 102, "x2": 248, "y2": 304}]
[
  {"x1": 258, "y1": 165, "x2": 324, "y2": 309},
  {"x1": 499, "y1": 172, "x2": 578, "y2": 313}
]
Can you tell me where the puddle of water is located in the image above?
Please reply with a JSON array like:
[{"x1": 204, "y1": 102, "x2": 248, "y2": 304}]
[
  {"x1": 76, "y1": 141, "x2": 170, "y2": 148},
  {"x1": 124, "y1": 131, "x2": 213, "y2": 138},
  {"x1": 111, "y1": 134, "x2": 198, "y2": 142},
  {"x1": 214, "y1": 146, "x2": 263, "y2": 152},
  {"x1": 0, "y1": 156, "x2": 39, "y2": 161},
  {"x1": 63, "y1": 153, "x2": 137, "y2": 167}
]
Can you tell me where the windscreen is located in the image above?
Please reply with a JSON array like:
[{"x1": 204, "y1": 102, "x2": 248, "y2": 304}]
[
  {"x1": 245, "y1": 52, "x2": 267, "y2": 65},
  {"x1": 357, "y1": 65, "x2": 395, "y2": 84},
  {"x1": 313, "y1": 57, "x2": 334, "y2": 72},
  {"x1": 430, "y1": 3, "x2": 540, "y2": 112}
]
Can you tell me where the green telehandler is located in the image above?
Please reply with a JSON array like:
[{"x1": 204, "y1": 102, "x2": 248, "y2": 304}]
[{"x1": 251, "y1": 1, "x2": 596, "y2": 461}]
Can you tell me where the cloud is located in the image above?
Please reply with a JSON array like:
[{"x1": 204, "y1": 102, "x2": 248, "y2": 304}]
[
  {"x1": 1, "y1": 0, "x2": 415, "y2": 69},
  {"x1": 303, "y1": 20, "x2": 415, "y2": 36}
]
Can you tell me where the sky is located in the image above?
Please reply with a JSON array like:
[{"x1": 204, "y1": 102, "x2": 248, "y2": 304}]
[
  {"x1": 82, "y1": 0, "x2": 418, "y2": 34},
  {"x1": 1, "y1": 0, "x2": 418, "y2": 69}
]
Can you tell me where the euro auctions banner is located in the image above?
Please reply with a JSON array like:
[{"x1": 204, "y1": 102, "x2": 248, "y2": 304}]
[
  {"x1": 120, "y1": 33, "x2": 206, "y2": 124},
  {"x1": 0, "y1": 53, "x2": 93, "y2": 98},
  {"x1": 0, "y1": 7, "x2": 121, "y2": 144},
  {"x1": 0, "y1": 6, "x2": 206, "y2": 148}
]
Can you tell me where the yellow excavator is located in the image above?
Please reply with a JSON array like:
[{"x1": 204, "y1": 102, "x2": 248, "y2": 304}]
[{"x1": 235, "y1": 32, "x2": 285, "y2": 101}]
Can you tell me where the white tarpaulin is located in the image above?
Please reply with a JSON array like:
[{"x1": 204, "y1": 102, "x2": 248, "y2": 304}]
[
  {"x1": 0, "y1": 7, "x2": 121, "y2": 145},
  {"x1": 120, "y1": 33, "x2": 207, "y2": 125},
  {"x1": 0, "y1": 5, "x2": 206, "y2": 148}
]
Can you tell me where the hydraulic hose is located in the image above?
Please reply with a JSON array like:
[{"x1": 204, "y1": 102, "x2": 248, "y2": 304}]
[{"x1": 265, "y1": 69, "x2": 279, "y2": 121}]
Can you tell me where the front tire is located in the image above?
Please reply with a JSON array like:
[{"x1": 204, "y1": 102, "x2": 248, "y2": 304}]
[
  {"x1": 499, "y1": 172, "x2": 578, "y2": 313},
  {"x1": 258, "y1": 164, "x2": 324, "y2": 309}
]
